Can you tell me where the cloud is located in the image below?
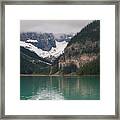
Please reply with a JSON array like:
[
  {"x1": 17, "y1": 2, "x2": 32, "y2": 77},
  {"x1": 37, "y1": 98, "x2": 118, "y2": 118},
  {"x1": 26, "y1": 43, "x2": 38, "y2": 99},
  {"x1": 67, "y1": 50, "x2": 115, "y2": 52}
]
[{"x1": 20, "y1": 20, "x2": 93, "y2": 33}]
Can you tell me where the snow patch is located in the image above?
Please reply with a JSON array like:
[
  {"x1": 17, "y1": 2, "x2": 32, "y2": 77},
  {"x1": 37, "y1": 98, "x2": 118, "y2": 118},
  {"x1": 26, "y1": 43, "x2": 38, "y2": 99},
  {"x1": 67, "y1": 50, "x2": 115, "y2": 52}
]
[{"x1": 26, "y1": 39, "x2": 38, "y2": 43}]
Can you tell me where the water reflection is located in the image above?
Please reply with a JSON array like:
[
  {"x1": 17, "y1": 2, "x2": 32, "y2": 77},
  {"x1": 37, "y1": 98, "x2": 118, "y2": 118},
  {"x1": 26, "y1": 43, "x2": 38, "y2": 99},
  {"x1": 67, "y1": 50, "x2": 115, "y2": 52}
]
[{"x1": 20, "y1": 76, "x2": 100, "y2": 100}]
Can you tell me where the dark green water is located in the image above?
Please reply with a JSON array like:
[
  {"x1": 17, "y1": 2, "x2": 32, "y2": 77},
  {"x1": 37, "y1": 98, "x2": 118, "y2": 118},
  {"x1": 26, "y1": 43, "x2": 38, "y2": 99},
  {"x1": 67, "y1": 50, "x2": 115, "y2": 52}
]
[{"x1": 20, "y1": 76, "x2": 100, "y2": 100}]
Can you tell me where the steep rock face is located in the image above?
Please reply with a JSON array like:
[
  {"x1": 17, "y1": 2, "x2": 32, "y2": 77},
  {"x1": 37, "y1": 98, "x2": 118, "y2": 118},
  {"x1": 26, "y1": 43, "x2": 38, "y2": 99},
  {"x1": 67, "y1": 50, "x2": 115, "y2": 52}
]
[
  {"x1": 54, "y1": 33, "x2": 75, "y2": 42},
  {"x1": 20, "y1": 32, "x2": 56, "y2": 51},
  {"x1": 58, "y1": 20, "x2": 100, "y2": 75}
]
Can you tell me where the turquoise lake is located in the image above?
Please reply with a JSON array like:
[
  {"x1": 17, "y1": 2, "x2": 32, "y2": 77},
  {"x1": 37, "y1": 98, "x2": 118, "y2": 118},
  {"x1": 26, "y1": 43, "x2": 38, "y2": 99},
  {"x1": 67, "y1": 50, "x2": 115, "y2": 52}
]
[{"x1": 20, "y1": 75, "x2": 100, "y2": 100}]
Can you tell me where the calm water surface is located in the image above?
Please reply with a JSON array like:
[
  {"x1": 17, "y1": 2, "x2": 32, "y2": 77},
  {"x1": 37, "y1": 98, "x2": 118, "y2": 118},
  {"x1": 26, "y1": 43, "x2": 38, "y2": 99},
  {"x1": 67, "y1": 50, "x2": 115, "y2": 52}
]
[{"x1": 20, "y1": 76, "x2": 100, "y2": 100}]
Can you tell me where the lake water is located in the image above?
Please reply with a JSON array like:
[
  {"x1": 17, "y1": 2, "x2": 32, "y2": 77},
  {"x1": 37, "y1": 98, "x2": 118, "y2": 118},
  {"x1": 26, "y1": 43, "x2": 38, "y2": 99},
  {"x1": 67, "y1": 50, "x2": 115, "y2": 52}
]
[{"x1": 20, "y1": 75, "x2": 100, "y2": 100}]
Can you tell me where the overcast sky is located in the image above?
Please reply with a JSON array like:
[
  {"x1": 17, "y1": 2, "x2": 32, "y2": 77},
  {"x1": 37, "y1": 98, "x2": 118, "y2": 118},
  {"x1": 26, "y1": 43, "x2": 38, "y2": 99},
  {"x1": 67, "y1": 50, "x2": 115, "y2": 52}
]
[{"x1": 20, "y1": 20, "x2": 93, "y2": 34}]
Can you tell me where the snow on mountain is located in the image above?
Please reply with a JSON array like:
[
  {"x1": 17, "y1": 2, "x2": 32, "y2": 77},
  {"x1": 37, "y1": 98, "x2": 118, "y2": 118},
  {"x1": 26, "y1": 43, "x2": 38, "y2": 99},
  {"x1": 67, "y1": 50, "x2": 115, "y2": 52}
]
[
  {"x1": 20, "y1": 40, "x2": 68, "y2": 59},
  {"x1": 48, "y1": 41, "x2": 68, "y2": 58},
  {"x1": 26, "y1": 39, "x2": 38, "y2": 43}
]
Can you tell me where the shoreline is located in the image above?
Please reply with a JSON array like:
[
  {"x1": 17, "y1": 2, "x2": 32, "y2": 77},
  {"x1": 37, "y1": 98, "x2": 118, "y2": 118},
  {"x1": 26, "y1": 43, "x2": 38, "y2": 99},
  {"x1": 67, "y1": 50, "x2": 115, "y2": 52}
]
[{"x1": 20, "y1": 74, "x2": 100, "y2": 77}]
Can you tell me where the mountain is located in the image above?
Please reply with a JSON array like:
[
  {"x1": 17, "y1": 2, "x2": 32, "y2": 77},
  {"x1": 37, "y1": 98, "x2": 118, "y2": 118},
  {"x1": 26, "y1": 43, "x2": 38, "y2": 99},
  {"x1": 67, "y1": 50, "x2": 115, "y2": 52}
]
[
  {"x1": 20, "y1": 32, "x2": 75, "y2": 62},
  {"x1": 58, "y1": 20, "x2": 100, "y2": 75},
  {"x1": 20, "y1": 32, "x2": 74, "y2": 51},
  {"x1": 20, "y1": 47, "x2": 52, "y2": 74},
  {"x1": 20, "y1": 32, "x2": 72, "y2": 74},
  {"x1": 20, "y1": 32, "x2": 56, "y2": 51},
  {"x1": 65, "y1": 20, "x2": 100, "y2": 57},
  {"x1": 20, "y1": 20, "x2": 100, "y2": 75},
  {"x1": 20, "y1": 40, "x2": 68, "y2": 62},
  {"x1": 54, "y1": 33, "x2": 75, "y2": 42}
]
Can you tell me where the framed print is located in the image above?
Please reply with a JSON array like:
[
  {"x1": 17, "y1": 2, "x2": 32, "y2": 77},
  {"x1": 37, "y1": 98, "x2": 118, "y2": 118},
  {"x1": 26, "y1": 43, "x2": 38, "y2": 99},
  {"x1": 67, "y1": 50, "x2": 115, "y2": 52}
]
[{"x1": 0, "y1": 0, "x2": 119, "y2": 119}]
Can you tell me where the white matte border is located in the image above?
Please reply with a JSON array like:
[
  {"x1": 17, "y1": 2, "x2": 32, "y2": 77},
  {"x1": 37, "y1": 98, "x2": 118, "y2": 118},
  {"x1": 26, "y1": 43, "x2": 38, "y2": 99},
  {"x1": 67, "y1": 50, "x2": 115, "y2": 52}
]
[{"x1": 5, "y1": 5, "x2": 115, "y2": 115}]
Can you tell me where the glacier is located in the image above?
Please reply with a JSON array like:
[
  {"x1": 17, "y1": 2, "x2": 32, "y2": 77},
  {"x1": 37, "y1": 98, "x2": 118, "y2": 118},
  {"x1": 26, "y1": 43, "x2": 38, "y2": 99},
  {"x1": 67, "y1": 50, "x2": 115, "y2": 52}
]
[{"x1": 20, "y1": 40, "x2": 68, "y2": 59}]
